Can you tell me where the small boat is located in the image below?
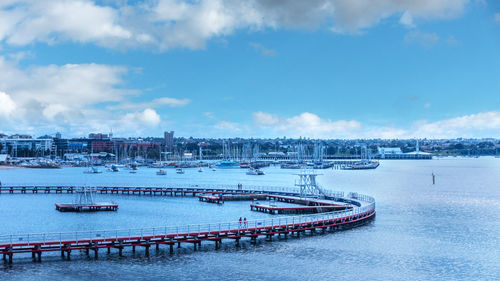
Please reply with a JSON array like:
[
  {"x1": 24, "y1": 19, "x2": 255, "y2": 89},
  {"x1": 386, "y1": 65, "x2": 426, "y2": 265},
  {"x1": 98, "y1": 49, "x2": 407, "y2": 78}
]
[
  {"x1": 216, "y1": 161, "x2": 240, "y2": 169},
  {"x1": 246, "y1": 168, "x2": 265, "y2": 175},
  {"x1": 111, "y1": 165, "x2": 120, "y2": 172},
  {"x1": 211, "y1": 167, "x2": 216, "y2": 171},
  {"x1": 198, "y1": 167, "x2": 203, "y2": 172},
  {"x1": 156, "y1": 169, "x2": 167, "y2": 175},
  {"x1": 342, "y1": 160, "x2": 379, "y2": 170},
  {"x1": 84, "y1": 167, "x2": 102, "y2": 174},
  {"x1": 129, "y1": 170, "x2": 137, "y2": 174},
  {"x1": 176, "y1": 168, "x2": 185, "y2": 174}
]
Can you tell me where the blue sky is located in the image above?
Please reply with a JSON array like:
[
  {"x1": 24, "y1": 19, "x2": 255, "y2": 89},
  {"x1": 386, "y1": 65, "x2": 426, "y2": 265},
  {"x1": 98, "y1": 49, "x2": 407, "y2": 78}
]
[{"x1": 0, "y1": 0, "x2": 499, "y2": 139}]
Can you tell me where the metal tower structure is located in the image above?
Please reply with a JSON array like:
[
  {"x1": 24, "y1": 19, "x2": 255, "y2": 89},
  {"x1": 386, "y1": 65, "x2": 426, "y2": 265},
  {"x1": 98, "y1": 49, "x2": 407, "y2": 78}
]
[
  {"x1": 74, "y1": 186, "x2": 96, "y2": 205},
  {"x1": 295, "y1": 169, "x2": 326, "y2": 198}
]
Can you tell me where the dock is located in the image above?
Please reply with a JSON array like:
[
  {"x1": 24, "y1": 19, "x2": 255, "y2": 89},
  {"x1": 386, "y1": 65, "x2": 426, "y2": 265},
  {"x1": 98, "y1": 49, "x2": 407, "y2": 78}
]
[
  {"x1": 250, "y1": 204, "x2": 351, "y2": 214},
  {"x1": 0, "y1": 205, "x2": 375, "y2": 263},
  {"x1": 0, "y1": 184, "x2": 376, "y2": 263},
  {"x1": 198, "y1": 193, "x2": 267, "y2": 204},
  {"x1": 55, "y1": 203, "x2": 118, "y2": 212}
]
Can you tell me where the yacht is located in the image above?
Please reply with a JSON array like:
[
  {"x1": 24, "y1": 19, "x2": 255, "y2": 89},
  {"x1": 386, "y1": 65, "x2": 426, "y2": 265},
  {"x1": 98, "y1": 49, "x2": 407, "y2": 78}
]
[
  {"x1": 176, "y1": 168, "x2": 185, "y2": 174},
  {"x1": 246, "y1": 168, "x2": 265, "y2": 175},
  {"x1": 156, "y1": 169, "x2": 167, "y2": 175},
  {"x1": 215, "y1": 161, "x2": 240, "y2": 169},
  {"x1": 84, "y1": 167, "x2": 102, "y2": 174},
  {"x1": 342, "y1": 160, "x2": 379, "y2": 170}
]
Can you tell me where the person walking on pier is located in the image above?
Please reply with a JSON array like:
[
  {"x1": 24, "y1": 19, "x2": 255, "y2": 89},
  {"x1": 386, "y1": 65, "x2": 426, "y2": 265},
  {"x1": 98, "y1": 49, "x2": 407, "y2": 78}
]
[
  {"x1": 239, "y1": 217, "x2": 242, "y2": 227},
  {"x1": 243, "y1": 217, "x2": 247, "y2": 228}
]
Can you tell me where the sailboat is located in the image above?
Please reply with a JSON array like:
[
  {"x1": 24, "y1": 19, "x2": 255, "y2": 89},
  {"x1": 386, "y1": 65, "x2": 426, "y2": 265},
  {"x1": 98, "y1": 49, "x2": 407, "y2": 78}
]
[{"x1": 83, "y1": 147, "x2": 102, "y2": 174}]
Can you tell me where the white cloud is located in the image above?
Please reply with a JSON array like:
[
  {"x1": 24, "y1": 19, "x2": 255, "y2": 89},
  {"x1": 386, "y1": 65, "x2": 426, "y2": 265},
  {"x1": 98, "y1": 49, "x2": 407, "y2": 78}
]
[
  {"x1": 410, "y1": 111, "x2": 500, "y2": 138},
  {"x1": 3, "y1": 0, "x2": 131, "y2": 48},
  {"x1": 404, "y1": 30, "x2": 440, "y2": 48},
  {"x1": 253, "y1": 111, "x2": 362, "y2": 138},
  {"x1": 203, "y1": 112, "x2": 216, "y2": 119},
  {"x1": 399, "y1": 11, "x2": 415, "y2": 27},
  {"x1": 0, "y1": 56, "x2": 173, "y2": 136},
  {"x1": 122, "y1": 108, "x2": 161, "y2": 128},
  {"x1": 0, "y1": 0, "x2": 470, "y2": 50},
  {"x1": 250, "y1": 111, "x2": 500, "y2": 139},
  {"x1": 0, "y1": 91, "x2": 16, "y2": 117},
  {"x1": 495, "y1": 13, "x2": 500, "y2": 22},
  {"x1": 108, "y1": 97, "x2": 190, "y2": 110},
  {"x1": 214, "y1": 120, "x2": 241, "y2": 131}
]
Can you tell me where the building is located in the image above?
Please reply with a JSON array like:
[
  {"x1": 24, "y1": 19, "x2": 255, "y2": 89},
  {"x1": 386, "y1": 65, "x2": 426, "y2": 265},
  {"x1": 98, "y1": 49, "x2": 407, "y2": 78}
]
[
  {"x1": 377, "y1": 146, "x2": 432, "y2": 159},
  {"x1": 377, "y1": 147, "x2": 403, "y2": 157},
  {"x1": 164, "y1": 131, "x2": 174, "y2": 150},
  {"x1": 90, "y1": 140, "x2": 114, "y2": 153},
  {"x1": 89, "y1": 133, "x2": 112, "y2": 140},
  {"x1": 0, "y1": 137, "x2": 53, "y2": 156},
  {"x1": 68, "y1": 141, "x2": 87, "y2": 151}
]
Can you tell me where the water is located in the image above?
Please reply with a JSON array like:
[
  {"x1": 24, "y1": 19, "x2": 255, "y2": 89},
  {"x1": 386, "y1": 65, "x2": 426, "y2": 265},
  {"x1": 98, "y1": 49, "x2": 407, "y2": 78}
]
[{"x1": 1, "y1": 158, "x2": 499, "y2": 280}]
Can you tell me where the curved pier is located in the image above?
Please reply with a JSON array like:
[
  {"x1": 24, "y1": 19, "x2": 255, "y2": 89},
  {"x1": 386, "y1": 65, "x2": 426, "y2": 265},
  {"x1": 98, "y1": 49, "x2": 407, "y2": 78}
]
[{"x1": 0, "y1": 185, "x2": 375, "y2": 263}]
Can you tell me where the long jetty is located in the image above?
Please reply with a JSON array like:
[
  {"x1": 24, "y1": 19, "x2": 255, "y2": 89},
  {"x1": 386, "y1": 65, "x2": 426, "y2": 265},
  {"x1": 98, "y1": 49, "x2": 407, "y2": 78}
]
[{"x1": 0, "y1": 185, "x2": 375, "y2": 263}]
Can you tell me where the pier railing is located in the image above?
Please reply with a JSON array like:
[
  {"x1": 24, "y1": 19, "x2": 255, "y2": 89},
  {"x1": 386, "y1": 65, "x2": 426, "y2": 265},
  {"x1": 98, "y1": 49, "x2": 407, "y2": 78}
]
[
  {"x1": 1, "y1": 184, "x2": 346, "y2": 198},
  {"x1": 0, "y1": 194, "x2": 375, "y2": 247}
]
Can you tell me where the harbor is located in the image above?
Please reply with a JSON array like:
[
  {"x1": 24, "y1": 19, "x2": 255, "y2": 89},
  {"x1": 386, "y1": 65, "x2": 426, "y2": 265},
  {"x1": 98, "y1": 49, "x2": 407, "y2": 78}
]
[{"x1": 0, "y1": 157, "x2": 498, "y2": 281}]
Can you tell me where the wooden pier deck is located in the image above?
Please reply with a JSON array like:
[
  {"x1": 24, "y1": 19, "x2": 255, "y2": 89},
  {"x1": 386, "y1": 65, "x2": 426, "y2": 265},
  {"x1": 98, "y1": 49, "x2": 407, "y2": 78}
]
[
  {"x1": 198, "y1": 193, "x2": 268, "y2": 204},
  {"x1": 55, "y1": 203, "x2": 118, "y2": 212},
  {"x1": 0, "y1": 185, "x2": 375, "y2": 263},
  {"x1": 0, "y1": 207, "x2": 375, "y2": 263},
  {"x1": 250, "y1": 204, "x2": 351, "y2": 214}
]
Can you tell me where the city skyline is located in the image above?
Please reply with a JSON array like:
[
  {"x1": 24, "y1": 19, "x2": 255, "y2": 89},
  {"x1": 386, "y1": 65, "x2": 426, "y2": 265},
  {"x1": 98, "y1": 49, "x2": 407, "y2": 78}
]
[{"x1": 0, "y1": 0, "x2": 499, "y2": 139}]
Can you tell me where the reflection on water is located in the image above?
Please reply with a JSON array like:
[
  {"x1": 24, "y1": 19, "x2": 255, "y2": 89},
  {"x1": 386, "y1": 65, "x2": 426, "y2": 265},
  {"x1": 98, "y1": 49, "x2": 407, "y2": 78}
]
[{"x1": 1, "y1": 158, "x2": 499, "y2": 280}]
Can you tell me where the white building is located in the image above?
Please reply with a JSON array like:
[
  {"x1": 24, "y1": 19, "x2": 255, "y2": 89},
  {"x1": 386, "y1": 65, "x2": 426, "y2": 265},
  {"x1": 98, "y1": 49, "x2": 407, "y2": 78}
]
[{"x1": 0, "y1": 138, "x2": 54, "y2": 155}]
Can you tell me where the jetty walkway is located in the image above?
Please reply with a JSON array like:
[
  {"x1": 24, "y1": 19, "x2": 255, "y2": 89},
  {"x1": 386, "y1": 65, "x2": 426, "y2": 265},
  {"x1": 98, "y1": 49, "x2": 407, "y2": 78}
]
[{"x1": 0, "y1": 184, "x2": 375, "y2": 263}]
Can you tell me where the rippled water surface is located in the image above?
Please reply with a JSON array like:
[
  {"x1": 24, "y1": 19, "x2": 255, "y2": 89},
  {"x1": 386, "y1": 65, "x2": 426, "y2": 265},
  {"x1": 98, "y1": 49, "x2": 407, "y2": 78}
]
[{"x1": 1, "y1": 158, "x2": 499, "y2": 280}]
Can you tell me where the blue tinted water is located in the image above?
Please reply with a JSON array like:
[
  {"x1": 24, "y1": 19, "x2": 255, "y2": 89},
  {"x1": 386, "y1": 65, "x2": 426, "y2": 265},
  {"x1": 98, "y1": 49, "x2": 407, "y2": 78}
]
[{"x1": 0, "y1": 158, "x2": 499, "y2": 280}]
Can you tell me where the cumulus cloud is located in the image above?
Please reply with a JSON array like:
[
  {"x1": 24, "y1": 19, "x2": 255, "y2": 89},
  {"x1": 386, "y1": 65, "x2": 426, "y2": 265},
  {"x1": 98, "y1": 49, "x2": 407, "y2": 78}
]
[
  {"x1": 214, "y1": 120, "x2": 241, "y2": 131},
  {"x1": 410, "y1": 111, "x2": 500, "y2": 138},
  {"x1": 2, "y1": 0, "x2": 131, "y2": 48},
  {"x1": 122, "y1": 108, "x2": 161, "y2": 128},
  {"x1": 0, "y1": 56, "x2": 173, "y2": 136},
  {"x1": 251, "y1": 111, "x2": 500, "y2": 139},
  {"x1": 0, "y1": 91, "x2": 16, "y2": 117},
  {"x1": 253, "y1": 111, "x2": 362, "y2": 138},
  {"x1": 107, "y1": 97, "x2": 190, "y2": 110},
  {"x1": 0, "y1": 0, "x2": 470, "y2": 50}
]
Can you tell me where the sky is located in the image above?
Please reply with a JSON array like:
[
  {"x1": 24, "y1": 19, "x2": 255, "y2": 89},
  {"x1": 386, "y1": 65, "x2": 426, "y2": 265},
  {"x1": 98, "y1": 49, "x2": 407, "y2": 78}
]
[{"x1": 0, "y1": 0, "x2": 499, "y2": 139}]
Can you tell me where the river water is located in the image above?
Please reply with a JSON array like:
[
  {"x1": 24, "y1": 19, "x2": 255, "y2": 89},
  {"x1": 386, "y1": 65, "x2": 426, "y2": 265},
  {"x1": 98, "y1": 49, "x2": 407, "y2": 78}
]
[{"x1": 0, "y1": 158, "x2": 499, "y2": 280}]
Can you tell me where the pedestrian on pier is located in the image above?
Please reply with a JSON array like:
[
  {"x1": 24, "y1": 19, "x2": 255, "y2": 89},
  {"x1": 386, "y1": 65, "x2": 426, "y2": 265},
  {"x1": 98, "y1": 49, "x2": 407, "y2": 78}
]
[
  {"x1": 239, "y1": 217, "x2": 242, "y2": 227},
  {"x1": 243, "y1": 217, "x2": 247, "y2": 228}
]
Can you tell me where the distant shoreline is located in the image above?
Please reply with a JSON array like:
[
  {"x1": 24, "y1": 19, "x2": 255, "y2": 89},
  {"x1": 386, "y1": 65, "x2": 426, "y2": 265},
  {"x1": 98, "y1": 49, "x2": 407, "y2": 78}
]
[{"x1": 0, "y1": 165, "x2": 24, "y2": 170}]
